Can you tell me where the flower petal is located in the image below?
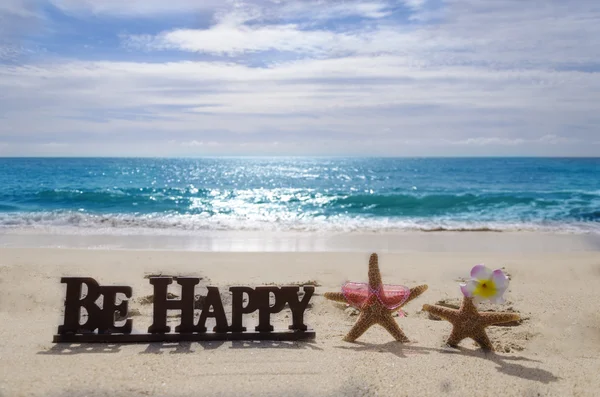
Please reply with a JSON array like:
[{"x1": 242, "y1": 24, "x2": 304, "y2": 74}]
[
  {"x1": 491, "y1": 269, "x2": 509, "y2": 290},
  {"x1": 490, "y1": 295, "x2": 506, "y2": 304},
  {"x1": 471, "y1": 264, "x2": 493, "y2": 280},
  {"x1": 472, "y1": 295, "x2": 484, "y2": 305},
  {"x1": 460, "y1": 281, "x2": 476, "y2": 297}
]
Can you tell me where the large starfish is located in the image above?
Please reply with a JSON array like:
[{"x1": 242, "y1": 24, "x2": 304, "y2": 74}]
[
  {"x1": 422, "y1": 296, "x2": 520, "y2": 351},
  {"x1": 324, "y1": 253, "x2": 428, "y2": 343}
]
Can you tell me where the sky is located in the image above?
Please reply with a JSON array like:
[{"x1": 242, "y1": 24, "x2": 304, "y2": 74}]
[{"x1": 0, "y1": 0, "x2": 599, "y2": 157}]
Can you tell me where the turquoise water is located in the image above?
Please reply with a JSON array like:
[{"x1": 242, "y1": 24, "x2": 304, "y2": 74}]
[{"x1": 0, "y1": 157, "x2": 598, "y2": 233}]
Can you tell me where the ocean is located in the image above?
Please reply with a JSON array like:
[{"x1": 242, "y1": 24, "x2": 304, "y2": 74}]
[{"x1": 0, "y1": 157, "x2": 598, "y2": 235}]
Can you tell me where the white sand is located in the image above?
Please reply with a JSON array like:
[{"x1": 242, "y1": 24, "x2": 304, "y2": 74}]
[{"x1": 1, "y1": 241, "x2": 600, "y2": 396}]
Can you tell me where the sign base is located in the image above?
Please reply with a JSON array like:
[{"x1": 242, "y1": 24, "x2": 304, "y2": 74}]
[{"x1": 53, "y1": 329, "x2": 316, "y2": 343}]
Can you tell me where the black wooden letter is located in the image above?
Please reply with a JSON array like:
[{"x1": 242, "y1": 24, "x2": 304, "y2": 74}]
[
  {"x1": 282, "y1": 286, "x2": 314, "y2": 331},
  {"x1": 99, "y1": 286, "x2": 133, "y2": 334},
  {"x1": 229, "y1": 286, "x2": 257, "y2": 332},
  {"x1": 254, "y1": 286, "x2": 287, "y2": 332},
  {"x1": 58, "y1": 277, "x2": 103, "y2": 334},
  {"x1": 147, "y1": 277, "x2": 200, "y2": 334},
  {"x1": 195, "y1": 287, "x2": 229, "y2": 333}
]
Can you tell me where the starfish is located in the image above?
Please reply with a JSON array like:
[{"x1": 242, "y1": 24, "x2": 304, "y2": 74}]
[
  {"x1": 324, "y1": 253, "x2": 428, "y2": 343},
  {"x1": 422, "y1": 296, "x2": 520, "y2": 351}
]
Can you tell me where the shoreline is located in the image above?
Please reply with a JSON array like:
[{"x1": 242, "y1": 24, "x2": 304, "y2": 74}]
[{"x1": 1, "y1": 229, "x2": 599, "y2": 252}]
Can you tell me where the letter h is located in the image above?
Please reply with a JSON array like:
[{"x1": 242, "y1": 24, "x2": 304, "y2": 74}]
[{"x1": 147, "y1": 277, "x2": 199, "y2": 334}]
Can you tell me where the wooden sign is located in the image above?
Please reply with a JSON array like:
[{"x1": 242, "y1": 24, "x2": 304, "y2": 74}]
[{"x1": 53, "y1": 277, "x2": 315, "y2": 343}]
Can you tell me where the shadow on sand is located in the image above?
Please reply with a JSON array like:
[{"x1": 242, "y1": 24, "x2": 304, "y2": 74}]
[
  {"x1": 441, "y1": 347, "x2": 560, "y2": 384},
  {"x1": 38, "y1": 343, "x2": 122, "y2": 355},
  {"x1": 336, "y1": 340, "x2": 560, "y2": 384},
  {"x1": 38, "y1": 340, "x2": 322, "y2": 355},
  {"x1": 140, "y1": 340, "x2": 323, "y2": 354}
]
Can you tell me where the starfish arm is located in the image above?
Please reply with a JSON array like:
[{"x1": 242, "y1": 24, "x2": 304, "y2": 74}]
[
  {"x1": 377, "y1": 313, "x2": 410, "y2": 342},
  {"x1": 344, "y1": 312, "x2": 375, "y2": 343},
  {"x1": 445, "y1": 326, "x2": 467, "y2": 347},
  {"x1": 368, "y1": 253, "x2": 383, "y2": 289},
  {"x1": 471, "y1": 328, "x2": 494, "y2": 351},
  {"x1": 479, "y1": 312, "x2": 520, "y2": 327},
  {"x1": 421, "y1": 304, "x2": 459, "y2": 322},
  {"x1": 323, "y1": 292, "x2": 348, "y2": 303},
  {"x1": 403, "y1": 284, "x2": 428, "y2": 305}
]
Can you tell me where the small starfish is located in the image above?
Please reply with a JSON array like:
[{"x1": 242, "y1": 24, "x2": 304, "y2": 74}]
[
  {"x1": 422, "y1": 296, "x2": 520, "y2": 351},
  {"x1": 324, "y1": 253, "x2": 428, "y2": 343}
]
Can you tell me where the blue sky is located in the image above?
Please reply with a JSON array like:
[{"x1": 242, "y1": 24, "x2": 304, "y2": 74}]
[{"x1": 0, "y1": 0, "x2": 599, "y2": 156}]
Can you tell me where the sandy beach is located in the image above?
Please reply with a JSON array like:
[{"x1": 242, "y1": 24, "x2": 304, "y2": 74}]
[{"x1": 1, "y1": 232, "x2": 599, "y2": 396}]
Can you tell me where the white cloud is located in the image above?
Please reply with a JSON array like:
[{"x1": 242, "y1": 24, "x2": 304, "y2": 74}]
[
  {"x1": 273, "y1": 1, "x2": 393, "y2": 20},
  {"x1": 538, "y1": 134, "x2": 581, "y2": 145},
  {"x1": 400, "y1": 0, "x2": 427, "y2": 10},
  {"x1": 0, "y1": 0, "x2": 45, "y2": 42},
  {"x1": 49, "y1": 0, "x2": 393, "y2": 20},
  {"x1": 446, "y1": 135, "x2": 583, "y2": 146},
  {"x1": 127, "y1": 25, "x2": 341, "y2": 56},
  {"x1": 181, "y1": 140, "x2": 221, "y2": 147},
  {"x1": 126, "y1": 23, "x2": 474, "y2": 58},
  {"x1": 0, "y1": 45, "x2": 22, "y2": 61},
  {"x1": 438, "y1": 0, "x2": 600, "y2": 66},
  {"x1": 2, "y1": 136, "x2": 598, "y2": 157},
  {"x1": 4, "y1": 57, "x2": 599, "y2": 115},
  {"x1": 0, "y1": 0, "x2": 45, "y2": 19},
  {"x1": 1, "y1": 57, "x2": 599, "y2": 153},
  {"x1": 124, "y1": 0, "x2": 600, "y2": 69},
  {"x1": 50, "y1": 0, "x2": 225, "y2": 16},
  {"x1": 448, "y1": 137, "x2": 526, "y2": 146},
  {"x1": 123, "y1": 1, "x2": 424, "y2": 56}
]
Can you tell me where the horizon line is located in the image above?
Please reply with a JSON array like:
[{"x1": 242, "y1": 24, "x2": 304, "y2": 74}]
[{"x1": 1, "y1": 155, "x2": 599, "y2": 159}]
